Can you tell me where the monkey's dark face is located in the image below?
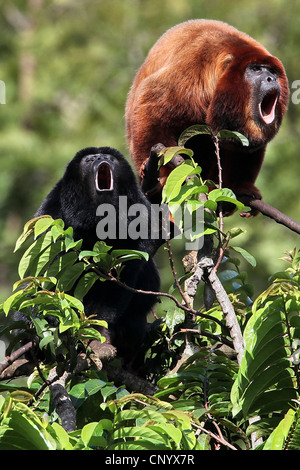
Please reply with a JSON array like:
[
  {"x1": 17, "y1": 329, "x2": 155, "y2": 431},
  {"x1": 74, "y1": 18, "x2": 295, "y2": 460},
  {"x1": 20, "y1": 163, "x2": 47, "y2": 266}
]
[
  {"x1": 77, "y1": 149, "x2": 136, "y2": 203},
  {"x1": 208, "y1": 58, "x2": 288, "y2": 148},
  {"x1": 65, "y1": 147, "x2": 139, "y2": 209},
  {"x1": 59, "y1": 146, "x2": 150, "y2": 245},
  {"x1": 245, "y1": 64, "x2": 281, "y2": 127}
]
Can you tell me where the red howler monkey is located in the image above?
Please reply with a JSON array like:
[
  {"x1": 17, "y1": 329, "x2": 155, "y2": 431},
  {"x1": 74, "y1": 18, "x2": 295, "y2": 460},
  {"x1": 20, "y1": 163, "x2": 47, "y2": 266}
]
[{"x1": 125, "y1": 20, "x2": 289, "y2": 211}]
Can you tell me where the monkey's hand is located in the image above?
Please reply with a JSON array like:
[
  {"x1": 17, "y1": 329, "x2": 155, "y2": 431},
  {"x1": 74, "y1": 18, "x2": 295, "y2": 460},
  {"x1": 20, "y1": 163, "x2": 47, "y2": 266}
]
[
  {"x1": 234, "y1": 183, "x2": 262, "y2": 217},
  {"x1": 140, "y1": 143, "x2": 184, "y2": 201}
]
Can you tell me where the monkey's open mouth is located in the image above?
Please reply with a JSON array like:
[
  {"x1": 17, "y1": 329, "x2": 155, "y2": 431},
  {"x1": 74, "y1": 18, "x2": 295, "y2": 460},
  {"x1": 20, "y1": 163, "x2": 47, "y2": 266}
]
[
  {"x1": 95, "y1": 162, "x2": 114, "y2": 191},
  {"x1": 259, "y1": 90, "x2": 279, "y2": 125}
]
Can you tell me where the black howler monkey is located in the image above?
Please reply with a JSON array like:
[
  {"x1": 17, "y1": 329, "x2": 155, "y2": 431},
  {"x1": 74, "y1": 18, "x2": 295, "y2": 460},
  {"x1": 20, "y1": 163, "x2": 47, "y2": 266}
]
[
  {"x1": 126, "y1": 20, "x2": 289, "y2": 212},
  {"x1": 29, "y1": 147, "x2": 160, "y2": 365}
]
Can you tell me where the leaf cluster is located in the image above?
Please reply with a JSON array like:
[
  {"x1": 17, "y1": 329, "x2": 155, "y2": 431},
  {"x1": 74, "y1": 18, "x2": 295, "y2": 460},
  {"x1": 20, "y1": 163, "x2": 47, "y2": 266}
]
[
  {"x1": 1, "y1": 128, "x2": 300, "y2": 449},
  {"x1": 1, "y1": 236, "x2": 300, "y2": 450},
  {"x1": 1, "y1": 215, "x2": 148, "y2": 362}
]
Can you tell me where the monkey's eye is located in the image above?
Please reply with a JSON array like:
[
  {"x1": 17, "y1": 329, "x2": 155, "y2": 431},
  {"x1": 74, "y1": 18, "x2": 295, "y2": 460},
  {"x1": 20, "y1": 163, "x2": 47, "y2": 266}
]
[
  {"x1": 250, "y1": 65, "x2": 263, "y2": 73},
  {"x1": 249, "y1": 65, "x2": 278, "y2": 78},
  {"x1": 267, "y1": 67, "x2": 278, "y2": 77},
  {"x1": 84, "y1": 155, "x2": 96, "y2": 163}
]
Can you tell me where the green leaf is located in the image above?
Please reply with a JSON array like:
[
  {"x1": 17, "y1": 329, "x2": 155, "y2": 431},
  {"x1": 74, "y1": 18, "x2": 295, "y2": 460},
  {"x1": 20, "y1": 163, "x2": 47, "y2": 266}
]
[
  {"x1": 59, "y1": 293, "x2": 84, "y2": 312},
  {"x1": 50, "y1": 422, "x2": 74, "y2": 450},
  {"x1": 165, "y1": 306, "x2": 185, "y2": 334},
  {"x1": 0, "y1": 408, "x2": 56, "y2": 450},
  {"x1": 111, "y1": 426, "x2": 170, "y2": 448},
  {"x1": 178, "y1": 125, "x2": 213, "y2": 146},
  {"x1": 111, "y1": 249, "x2": 149, "y2": 263},
  {"x1": 79, "y1": 250, "x2": 101, "y2": 260},
  {"x1": 239, "y1": 362, "x2": 292, "y2": 416},
  {"x1": 81, "y1": 422, "x2": 107, "y2": 448},
  {"x1": 242, "y1": 335, "x2": 286, "y2": 382},
  {"x1": 204, "y1": 200, "x2": 217, "y2": 211},
  {"x1": 74, "y1": 272, "x2": 99, "y2": 300},
  {"x1": 208, "y1": 188, "x2": 244, "y2": 210},
  {"x1": 56, "y1": 262, "x2": 85, "y2": 292},
  {"x1": 70, "y1": 379, "x2": 107, "y2": 409},
  {"x1": 217, "y1": 129, "x2": 249, "y2": 146},
  {"x1": 50, "y1": 222, "x2": 65, "y2": 241},
  {"x1": 150, "y1": 423, "x2": 182, "y2": 447},
  {"x1": 3, "y1": 290, "x2": 25, "y2": 315},
  {"x1": 108, "y1": 440, "x2": 168, "y2": 451},
  {"x1": 18, "y1": 231, "x2": 53, "y2": 278},
  {"x1": 159, "y1": 146, "x2": 194, "y2": 166},
  {"x1": 65, "y1": 238, "x2": 82, "y2": 251},
  {"x1": 231, "y1": 297, "x2": 296, "y2": 419},
  {"x1": 231, "y1": 246, "x2": 256, "y2": 267},
  {"x1": 170, "y1": 184, "x2": 208, "y2": 206},
  {"x1": 44, "y1": 251, "x2": 78, "y2": 278},
  {"x1": 32, "y1": 240, "x2": 66, "y2": 278},
  {"x1": 32, "y1": 316, "x2": 51, "y2": 336},
  {"x1": 263, "y1": 409, "x2": 296, "y2": 450},
  {"x1": 13, "y1": 276, "x2": 57, "y2": 291},
  {"x1": 162, "y1": 162, "x2": 202, "y2": 203},
  {"x1": 14, "y1": 216, "x2": 51, "y2": 252},
  {"x1": 39, "y1": 335, "x2": 54, "y2": 349},
  {"x1": 78, "y1": 327, "x2": 105, "y2": 341},
  {"x1": 93, "y1": 240, "x2": 112, "y2": 253},
  {"x1": 250, "y1": 387, "x2": 298, "y2": 416},
  {"x1": 34, "y1": 216, "x2": 55, "y2": 238},
  {"x1": 227, "y1": 227, "x2": 246, "y2": 239},
  {"x1": 59, "y1": 306, "x2": 81, "y2": 332}
]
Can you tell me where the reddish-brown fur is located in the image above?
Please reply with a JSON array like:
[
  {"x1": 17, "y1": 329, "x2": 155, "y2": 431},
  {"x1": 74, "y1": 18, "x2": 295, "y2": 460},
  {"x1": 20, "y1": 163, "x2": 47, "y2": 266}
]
[{"x1": 126, "y1": 20, "x2": 289, "y2": 207}]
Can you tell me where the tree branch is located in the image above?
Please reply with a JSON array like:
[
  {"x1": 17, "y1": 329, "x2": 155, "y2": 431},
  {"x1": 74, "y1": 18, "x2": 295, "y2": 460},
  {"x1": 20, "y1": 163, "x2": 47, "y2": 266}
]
[
  {"x1": 90, "y1": 262, "x2": 229, "y2": 332},
  {"x1": 47, "y1": 367, "x2": 76, "y2": 433},
  {"x1": 0, "y1": 341, "x2": 34, "y2": 375},
  {"x1": 184, "y1": 234, "x2": 245, "y2": 364},
  {"x1": 104, "y1": 364, "x2": 157, "y2": 395},
  {"x1": 204, "y1": 258, "x2": 245, "y2": 364},
  {"x1": 245, "y1": 198, "x2": 300, "y2": 235}
]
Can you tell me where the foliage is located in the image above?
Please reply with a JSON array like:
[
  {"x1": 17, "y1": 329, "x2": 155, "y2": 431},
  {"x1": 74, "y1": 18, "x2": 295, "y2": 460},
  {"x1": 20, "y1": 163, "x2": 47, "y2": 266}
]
[
  {"x1": 161, "y1": 125, "x2": 247, "y2": 229},
  {"x1": 1, "y1": 1, "x2": 300, "y2": 448},
  {"x1": 1, "y1": 215, "x2": 149, "y2": 361},
  {"x1": 1, "y1": 131, "x2": 300, "y2": 450}
]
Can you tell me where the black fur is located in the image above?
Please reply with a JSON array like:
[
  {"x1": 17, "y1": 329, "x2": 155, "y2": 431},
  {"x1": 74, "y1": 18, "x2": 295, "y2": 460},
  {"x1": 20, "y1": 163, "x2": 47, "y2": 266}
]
[{"x1": 34, "y1": 147, "x2": 160, "y2": 364}]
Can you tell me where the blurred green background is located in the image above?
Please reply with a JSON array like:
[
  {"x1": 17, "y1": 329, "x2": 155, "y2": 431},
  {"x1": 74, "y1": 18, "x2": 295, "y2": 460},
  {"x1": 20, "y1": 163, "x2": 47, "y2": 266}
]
[{"x1": 0, "y1": 0, "x2": 300, "y2": 302}]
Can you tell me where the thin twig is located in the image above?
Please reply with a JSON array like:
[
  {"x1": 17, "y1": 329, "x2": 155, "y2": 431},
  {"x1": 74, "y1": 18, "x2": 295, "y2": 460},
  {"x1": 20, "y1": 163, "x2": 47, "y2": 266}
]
[
  {"x1": 213, "y1": 134, "x2": 224, "y2": 234},
  {"x1": 90, "y1": 263, "x2": 228, "y2": 332},
  {"x1": 191, "y1": 421, "x2": 237, "y2": 450},
  {"x1": 174, "y1": 327, "x2": 233, "y2": 349},
  {"x1": 213, "y1": 134, "x2": 225, "y2": 270},
  {"x1": 214, "y1": 233, "x2": 231, "y2": 272},
  {"x1": 166, "y1": 239, "x2": 191, "y2": 307}
]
